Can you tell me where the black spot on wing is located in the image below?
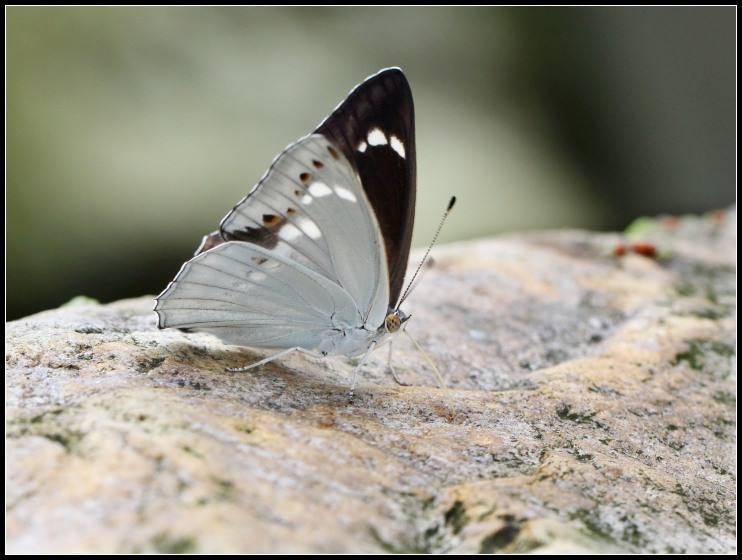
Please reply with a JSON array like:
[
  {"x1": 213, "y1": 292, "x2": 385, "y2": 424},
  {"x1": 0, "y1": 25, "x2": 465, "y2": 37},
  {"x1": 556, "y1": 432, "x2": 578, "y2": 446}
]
[
  {"x1": 327, "y1": 145, "x2": 340, "y2": 160},
  {"x1": 262, "y1": 214, "x2": 282, "y2": 226}
]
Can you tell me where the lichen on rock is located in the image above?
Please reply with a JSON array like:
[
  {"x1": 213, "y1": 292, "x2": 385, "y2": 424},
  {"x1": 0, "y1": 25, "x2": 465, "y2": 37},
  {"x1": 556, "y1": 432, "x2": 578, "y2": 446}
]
[{"x1": 6, "y1": 209, "x2": 736, "y2": 553}]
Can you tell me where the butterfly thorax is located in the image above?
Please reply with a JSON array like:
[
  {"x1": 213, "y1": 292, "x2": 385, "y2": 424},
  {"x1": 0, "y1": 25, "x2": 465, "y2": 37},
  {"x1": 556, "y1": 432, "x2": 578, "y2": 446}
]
[
  {"x1": 320, "y1": 308, "x2": 409, "y2": 357},
  {"x1": 318, "y1": 327, "x2": 382, "y2": 357}
]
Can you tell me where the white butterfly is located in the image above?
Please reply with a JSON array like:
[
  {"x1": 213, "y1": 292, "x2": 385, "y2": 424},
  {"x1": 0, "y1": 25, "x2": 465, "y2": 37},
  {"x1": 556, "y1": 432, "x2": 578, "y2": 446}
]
[{"x1": 155, "y1": 68, "x2": 451, "y2": 395}]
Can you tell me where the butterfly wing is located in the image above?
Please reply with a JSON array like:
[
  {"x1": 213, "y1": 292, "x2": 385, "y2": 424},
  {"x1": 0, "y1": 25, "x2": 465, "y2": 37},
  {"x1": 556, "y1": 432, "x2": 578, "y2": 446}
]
[
  {"x1": 216, "y1": 134, "x2": 389, "y2": 328},
  {"x1": 314, "y1": 67, "x2": 416, "y2": 309},
  {"x1": 156, "y1": 68, "x2": 416, "y2": 348},
  {"x1": 154, "y1": 241, "x2": 359, "y2": 348}
]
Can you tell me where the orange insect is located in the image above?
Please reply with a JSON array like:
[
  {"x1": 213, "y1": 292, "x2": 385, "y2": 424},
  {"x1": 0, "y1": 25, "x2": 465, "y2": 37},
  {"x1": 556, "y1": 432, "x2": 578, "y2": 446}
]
[{"x1": 631, "y1": 242, "x2": 657, "y2": 259}]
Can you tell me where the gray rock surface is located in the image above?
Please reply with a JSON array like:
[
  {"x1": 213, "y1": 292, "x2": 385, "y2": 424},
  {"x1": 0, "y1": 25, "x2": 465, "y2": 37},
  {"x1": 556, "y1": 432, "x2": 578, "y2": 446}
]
[{"x1": 6, "y1": 210, "x2": 736, "y2": 553}]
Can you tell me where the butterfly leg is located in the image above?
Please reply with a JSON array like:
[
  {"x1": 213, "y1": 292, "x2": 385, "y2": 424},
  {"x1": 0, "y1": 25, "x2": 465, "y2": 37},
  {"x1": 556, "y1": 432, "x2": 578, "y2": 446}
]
[
  {"x1": 348, "y1": 341, "x2": 377, "y2": 401},
  {"x1": 226, "y1": 346, "x2": 302, "y2": 373},
  {"x1": 386, "y1": 341, "x2": 410, "y2": 386}
]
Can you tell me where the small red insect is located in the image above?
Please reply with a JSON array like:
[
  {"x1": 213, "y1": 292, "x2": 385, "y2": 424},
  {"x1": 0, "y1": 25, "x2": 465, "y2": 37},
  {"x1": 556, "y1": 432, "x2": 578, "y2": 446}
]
[
  {"x1": 631, "y1": 242, "x2": 657, "y2": 259},
  {"x1": 614, "y1": 241, "x2": 658, "y2": 259}
]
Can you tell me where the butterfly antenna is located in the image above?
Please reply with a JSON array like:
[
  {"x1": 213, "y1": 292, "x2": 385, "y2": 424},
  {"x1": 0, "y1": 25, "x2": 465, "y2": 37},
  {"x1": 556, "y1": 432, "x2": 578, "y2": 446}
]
[
  {"x1": 396, "y1": 196, "x2": 456, "y2": 309},
  {"x1": 403, "y1": 328, "x2": 446, "y2": 389}
]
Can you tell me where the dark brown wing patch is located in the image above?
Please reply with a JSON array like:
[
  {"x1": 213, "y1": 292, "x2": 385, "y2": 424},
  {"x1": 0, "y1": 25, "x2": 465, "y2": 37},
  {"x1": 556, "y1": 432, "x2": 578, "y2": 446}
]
[
  {"x1": 314, "y1": 68, "x2": 416, "y2": 308},
  {"x1": 194, "y1": 230, "x2": 226, "y2": 255}
]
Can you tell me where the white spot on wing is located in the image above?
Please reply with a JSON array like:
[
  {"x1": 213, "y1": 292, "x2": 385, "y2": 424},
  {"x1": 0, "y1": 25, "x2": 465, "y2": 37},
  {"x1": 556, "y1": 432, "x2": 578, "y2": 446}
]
[
  {"x1": 367, "y1": 128, "x2": 387, "y2": 146},
  {"x1": 334, "y1": 186, "x2": 357, "y2": 202},
  {"x1": 390, "y1": 135, "x2": 406, "y2": 159},
  {"x1": 308, "y1": 182, "x2": 332, "y2": 197},
  {"x1": 301, "y1": 194, "x2": 313, "y2": 205},
  {"x1": 357, "y1": 141, "x2": 367, "y2": 153},
  {"x1": 249, "y1": 272, "x2": 267, "y2": 282},
  {"x1": 278, "y1": 224, "x2": 302, "y2": 241},
  {"x1": 298, "y1": 218, "x2": 322, "y2": 239}
]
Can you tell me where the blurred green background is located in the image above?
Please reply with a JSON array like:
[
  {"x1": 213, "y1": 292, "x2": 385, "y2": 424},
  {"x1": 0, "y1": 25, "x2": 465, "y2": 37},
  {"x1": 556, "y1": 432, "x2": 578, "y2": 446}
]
[{"x1": 6, "y1": 7, "x2": 735, "y2": 320}]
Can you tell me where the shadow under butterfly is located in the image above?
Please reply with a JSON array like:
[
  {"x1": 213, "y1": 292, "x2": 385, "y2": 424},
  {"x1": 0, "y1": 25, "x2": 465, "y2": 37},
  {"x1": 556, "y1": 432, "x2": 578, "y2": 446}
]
[{"x1": 154, "y1": 68, "x2": 455, "y2": 397}]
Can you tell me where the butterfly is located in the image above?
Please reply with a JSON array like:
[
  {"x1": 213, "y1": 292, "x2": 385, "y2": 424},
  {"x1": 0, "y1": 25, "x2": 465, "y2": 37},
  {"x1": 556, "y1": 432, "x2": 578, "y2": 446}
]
[{"x1": 154, "y1": 67, "x2": 451, "y2": 394}]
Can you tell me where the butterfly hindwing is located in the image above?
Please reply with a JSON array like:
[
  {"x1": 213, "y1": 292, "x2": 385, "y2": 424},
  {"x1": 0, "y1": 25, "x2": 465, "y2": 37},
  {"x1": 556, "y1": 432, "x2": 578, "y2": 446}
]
[{"x1": 155, "y1": 241, "x2": 358, "y2": 348}]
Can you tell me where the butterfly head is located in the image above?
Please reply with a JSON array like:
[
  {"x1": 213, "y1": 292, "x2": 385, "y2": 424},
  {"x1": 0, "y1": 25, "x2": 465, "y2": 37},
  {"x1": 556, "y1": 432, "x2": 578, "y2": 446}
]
[{"x1": 384, "y1": 309, "x2": 410, "y2": 334}]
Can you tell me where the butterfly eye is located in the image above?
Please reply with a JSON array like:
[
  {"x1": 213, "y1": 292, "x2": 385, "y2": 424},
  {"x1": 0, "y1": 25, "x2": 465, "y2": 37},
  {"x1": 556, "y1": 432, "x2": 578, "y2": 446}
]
[{"x1": 385, "y1": 313, "x2": 401, "y2": 333}]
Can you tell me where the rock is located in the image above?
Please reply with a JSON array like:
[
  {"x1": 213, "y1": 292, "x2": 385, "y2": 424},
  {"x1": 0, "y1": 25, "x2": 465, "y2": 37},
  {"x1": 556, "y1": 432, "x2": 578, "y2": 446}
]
[{"x1": 6, "y1": 209, "x2": 736, "y2": 553}]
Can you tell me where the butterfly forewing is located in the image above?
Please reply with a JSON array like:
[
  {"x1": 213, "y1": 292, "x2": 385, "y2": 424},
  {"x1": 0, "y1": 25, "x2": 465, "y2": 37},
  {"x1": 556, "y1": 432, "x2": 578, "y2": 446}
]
[
  {"x1": 217, "y1": 134, "x2": 389, "y2": 327},
  {"x1": 314, "y1": 68, "x2": 416, "y2": 309}
]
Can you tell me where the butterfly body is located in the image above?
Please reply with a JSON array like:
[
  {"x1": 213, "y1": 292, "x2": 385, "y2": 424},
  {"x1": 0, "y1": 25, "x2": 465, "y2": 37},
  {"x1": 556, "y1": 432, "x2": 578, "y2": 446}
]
[
  {"x1": 155, "y1": 68, "x2": 416, "y2": 377},
  {"x1": 320, "y1": 324, "x2": 385, "y2": 358}
]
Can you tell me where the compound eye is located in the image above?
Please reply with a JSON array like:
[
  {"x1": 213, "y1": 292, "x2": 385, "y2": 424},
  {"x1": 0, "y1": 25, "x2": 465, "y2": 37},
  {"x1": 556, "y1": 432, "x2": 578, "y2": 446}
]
[{"x1": 385, "y1": 313, "x2": 401, "y2": 333}]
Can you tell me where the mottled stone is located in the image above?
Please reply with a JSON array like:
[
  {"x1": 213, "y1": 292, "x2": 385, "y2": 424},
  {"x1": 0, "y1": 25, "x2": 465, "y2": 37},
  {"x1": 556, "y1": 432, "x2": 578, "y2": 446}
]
[{"x1": 6, "y1": 210, "x2": 736, "y2": 553}]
